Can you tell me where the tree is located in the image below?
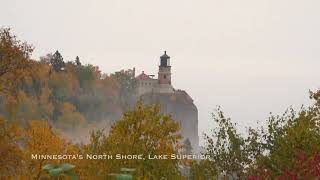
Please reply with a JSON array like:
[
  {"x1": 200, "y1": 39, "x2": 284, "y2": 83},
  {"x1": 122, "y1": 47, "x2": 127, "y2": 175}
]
[
  {"x1": 0, "y1": 117, "x2": 23, "y2": 178},
  {"x1": 246, "y1": 91, "x2": 320, "y2": 178},
  {"x1": 250, "y1": 110, "x2": 320, "y2": 178},
  {"x1": 23, "y1": 120, "x2": 65, "y2": 179},
  {"x1": 56, "y1": 102, "x2": 86, "y2": 130},
  {"x1": 40, "y1": 53, "x2": 52, "y2": 64},
  {"x1": 204, "y1": 107, "x2": 249, "y2": 179},
  {"x1": 0, "y1": 28, "x2": 34, "y2": 118},
  {"x1": 50, "y1": 50, "x2": 65, "y2": 71},
  {"x1": 189, "y1": 160, "x2": 217, "y2": 180},
  {"x1": 74, "y1": 64, "x2": 98, "y2": 91},
  {"x1": 75, "y1": 56, "x2": 81, "y2": 66},
  {"x1": 0, "y1": 28, "x2": 33, "y2": 78},
  {"x1": 201, "y1": 102, "x2": 320, "y2": 179},
  {"x1": 88, "y1": 102, "x2": 183, "y2": 179},
  {"x1": 111, "y1": 70, "x2": 138, "y2": 110}
]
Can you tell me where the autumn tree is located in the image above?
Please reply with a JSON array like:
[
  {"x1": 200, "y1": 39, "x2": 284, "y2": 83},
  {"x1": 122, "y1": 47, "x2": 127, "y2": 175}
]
[
  {"x1": 0, "y1": 117, "x2": 23, "y2": 178},
  {"x1": 22, "y1": 120, "x2": 65, "y2": 179},
  {"x1": 248, "y1": 91, "x2": 320, "y2": 178},
  {"x1": 87, "y1": 102, "x2": 183, "y2": 179},
  {"x1": 56, "y1": 102, "x2": 86, "y2": 130},
  {"x1": 199, "y1": 90, "x2": 320, "y2": 179},
  {"x1": 0, "y1": 28, "x2": 33, "y2": 78},
  {"x1": 0, "y1": 27, "x2": 132, "y2": 127},
  {"x1": 0, "y1": 28, "x2": 35, "y2": 120}
]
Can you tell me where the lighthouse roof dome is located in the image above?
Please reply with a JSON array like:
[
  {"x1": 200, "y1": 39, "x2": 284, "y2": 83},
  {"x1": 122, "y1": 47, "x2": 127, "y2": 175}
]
[{"x1": 160, "y1": 51, "x2": 170, "y2": 59}]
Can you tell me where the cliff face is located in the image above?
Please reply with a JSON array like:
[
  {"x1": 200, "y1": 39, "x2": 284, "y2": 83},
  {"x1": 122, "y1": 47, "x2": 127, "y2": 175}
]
[{"x1": 140, "y1": 90, "x2": 199, "y2": 152}]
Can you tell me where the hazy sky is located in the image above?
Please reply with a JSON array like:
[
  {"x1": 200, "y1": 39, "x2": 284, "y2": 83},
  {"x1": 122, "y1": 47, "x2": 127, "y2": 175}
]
[{"x1": 2, "y1": 0, "x2": 320, "y2": 143}]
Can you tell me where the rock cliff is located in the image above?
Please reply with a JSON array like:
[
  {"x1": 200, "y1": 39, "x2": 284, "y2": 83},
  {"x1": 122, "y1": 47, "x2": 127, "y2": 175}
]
[{"x1": 140, "y1": 90, "x2": 199, "y2": 152}]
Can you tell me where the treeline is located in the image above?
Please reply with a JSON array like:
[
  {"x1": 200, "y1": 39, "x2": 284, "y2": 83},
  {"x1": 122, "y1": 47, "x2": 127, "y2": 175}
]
[
  {"x1": 1, "y1": 28, "x2": 320, "y2": 179},
  {"x1": 0, "y1": 28, "x2": 137, "y2": 131},
  {"x1": 190, "y1": 90, "x2": 320, "y2": 179},
  {"x1": 0, "y1": 102, "x2": 183, "y2": 179}
]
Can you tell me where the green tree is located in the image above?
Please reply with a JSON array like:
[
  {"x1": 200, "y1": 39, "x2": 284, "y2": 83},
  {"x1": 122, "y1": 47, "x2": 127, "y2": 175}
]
[
  {"x1": 239, "y1": 91, "x2": 320, "y2": 178},
  {"x1": 111, "y1": 70, "x2": 137, "y2": 110},
  {"x1": 189, "y1": 160, "x2": 217, "y2": 180},
  {"x1": 249, "y1": 92, "x2": 320, "y2": 178},
  {"x1": 50, "y1": 50, "x2": 65, "y2": 71},
  {"x1": 204, "y1": 107, "x2": 249, "y2": 179}
]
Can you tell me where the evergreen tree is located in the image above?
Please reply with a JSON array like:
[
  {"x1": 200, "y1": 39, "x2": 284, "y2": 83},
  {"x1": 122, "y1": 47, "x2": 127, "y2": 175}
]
[
  {"x1": 75, "y1": 56, "x2": 81, "y2": 66},
  {"x1": 50, "y1": 50, "x2": 65, "y2": 71}
]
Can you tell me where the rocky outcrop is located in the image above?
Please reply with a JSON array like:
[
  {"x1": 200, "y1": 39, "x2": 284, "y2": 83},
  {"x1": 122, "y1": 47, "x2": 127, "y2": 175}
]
[{"x1": 140, "y1": 90, "x2": 199, "y2": 152}]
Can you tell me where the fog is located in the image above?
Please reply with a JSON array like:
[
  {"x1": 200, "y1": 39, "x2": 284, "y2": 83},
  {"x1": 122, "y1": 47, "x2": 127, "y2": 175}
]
[{"x1": 2, "y1": 0, "x2": 320, "y2": 144}]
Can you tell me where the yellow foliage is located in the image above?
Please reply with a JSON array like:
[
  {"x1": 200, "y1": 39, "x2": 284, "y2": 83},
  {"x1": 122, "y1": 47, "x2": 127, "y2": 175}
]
[
  {"x1": 22, "y1": 120, "x2": 65, "y2": 179},
  {"x1": 0, "y1": 117, "x2": 23, "y2": 177},
  {"x1": 90, "y1": 102, "x2": 183, "y2": 179},
  {"x1": 56, "y1": 102, "x2": 86, "y2": 130}
]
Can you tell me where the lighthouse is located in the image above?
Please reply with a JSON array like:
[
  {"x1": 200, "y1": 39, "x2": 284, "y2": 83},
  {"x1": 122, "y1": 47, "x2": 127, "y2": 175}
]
[
  {"x1": 158, "y1": 51, "x2": 171, "y2": 85},
  {"x1": 157, "y1": 51, "x2": 174, "y2": 93}
]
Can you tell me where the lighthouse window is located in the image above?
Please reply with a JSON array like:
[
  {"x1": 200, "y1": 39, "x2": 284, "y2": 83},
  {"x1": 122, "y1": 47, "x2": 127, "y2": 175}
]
[{"x1": 164, "y1": 75, "x2": 167, "y2": 79}]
